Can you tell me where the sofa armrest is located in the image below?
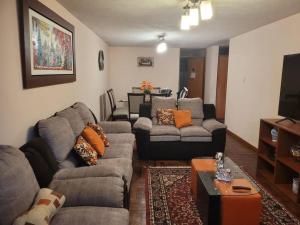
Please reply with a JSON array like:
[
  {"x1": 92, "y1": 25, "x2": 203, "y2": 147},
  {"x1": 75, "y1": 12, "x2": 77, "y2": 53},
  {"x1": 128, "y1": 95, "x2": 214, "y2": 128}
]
[
  {"x1": 202, "y1": 119, "x2": 227, "y2": 133},
  {"x1": 133, "y1": 117, "x2": 152, "y2": 131},
  {"x1": 53, "y1": 164, "x2": 123, "y2": 180},
  {"x1": 98, "y1": 121, "x2": 132, "y2": 133},
  {"x1": 49, "y1": 177, "x2": 125, "y2": 208}
]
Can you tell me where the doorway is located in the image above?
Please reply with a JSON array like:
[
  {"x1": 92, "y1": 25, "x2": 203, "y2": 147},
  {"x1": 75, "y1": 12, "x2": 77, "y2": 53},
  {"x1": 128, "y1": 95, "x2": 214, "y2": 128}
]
[{"x1": 179, "y1": 49, "x2": 206, "y2": 98}]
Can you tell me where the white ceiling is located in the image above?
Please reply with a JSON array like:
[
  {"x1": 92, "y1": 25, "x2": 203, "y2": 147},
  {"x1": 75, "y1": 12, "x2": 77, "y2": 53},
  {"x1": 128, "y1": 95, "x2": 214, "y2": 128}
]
[{"x1": 57, "y1": 0, "x2": 300, "y2": 48}]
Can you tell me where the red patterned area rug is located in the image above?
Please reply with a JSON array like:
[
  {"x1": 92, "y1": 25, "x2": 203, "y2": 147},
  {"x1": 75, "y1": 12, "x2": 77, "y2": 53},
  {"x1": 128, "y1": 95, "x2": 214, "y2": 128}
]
[{"x1": 145, "y1": 166, "x2": 300, "y2": 225}]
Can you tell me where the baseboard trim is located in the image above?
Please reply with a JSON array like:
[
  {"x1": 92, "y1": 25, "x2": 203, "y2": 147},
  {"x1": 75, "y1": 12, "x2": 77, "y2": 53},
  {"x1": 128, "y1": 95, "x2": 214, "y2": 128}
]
[{"x1": 227, "y1": 130, "x2": 257, "y2": 152}]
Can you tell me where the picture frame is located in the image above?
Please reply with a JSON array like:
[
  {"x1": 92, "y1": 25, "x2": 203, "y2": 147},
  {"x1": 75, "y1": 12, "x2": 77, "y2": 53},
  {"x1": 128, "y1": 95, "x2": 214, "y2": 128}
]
[
  {"x1": 19, "y1": 0, "x2": 76, "y2": 89},
  {"x1": 137, "y1": 57, "x2": 154, "y2": 67}
]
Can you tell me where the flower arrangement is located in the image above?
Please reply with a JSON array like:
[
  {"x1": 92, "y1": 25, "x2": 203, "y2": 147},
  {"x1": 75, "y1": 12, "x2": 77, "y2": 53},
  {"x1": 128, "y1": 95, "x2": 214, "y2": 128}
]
[{"x1": 140, "y1": 81, "x2": 153, "y2": 94}]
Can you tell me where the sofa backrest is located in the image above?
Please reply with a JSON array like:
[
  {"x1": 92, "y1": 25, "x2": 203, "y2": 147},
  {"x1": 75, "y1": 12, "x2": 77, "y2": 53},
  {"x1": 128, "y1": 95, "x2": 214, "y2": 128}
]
[
  {"x1": 177, "y1": 98, "x2": 204, "y2": 125},
  {"x1": 72, "y1": 102, "x2": 97, "y2": 125},
  {"x1": 0, "y1": 145, "x2": 39, "y2": 225},
  {"x1": 38, "y1": 116, "x2": 76, "y2": 167},
  {"x1": 151, "y1": 97, "x2": 177, "y2": 124}
]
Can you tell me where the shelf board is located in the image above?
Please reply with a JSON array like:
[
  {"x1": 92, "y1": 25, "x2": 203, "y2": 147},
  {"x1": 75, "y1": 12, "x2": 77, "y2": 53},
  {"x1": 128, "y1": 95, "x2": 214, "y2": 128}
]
[
  {"x1": 258, "y1": 154, "x2": 275, "y2": 166},
  {"x1": 275, "y1": 183, "x2": 298, "y2": 203},
  {"x1": 277, "y1": 157, "x2": 300, "y2": 174},
  {"x1": 257, "y1": 169, "x2": 274, "y2": 182},
  {"x1": 260, "y1": 137, "x2": 277, "y2": 148}
]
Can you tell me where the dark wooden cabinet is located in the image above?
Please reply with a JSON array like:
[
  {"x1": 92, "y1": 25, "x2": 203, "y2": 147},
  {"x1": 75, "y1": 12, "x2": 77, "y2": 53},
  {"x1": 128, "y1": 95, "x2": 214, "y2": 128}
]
[{"x1": 257, "y1": 119, "x2": 300, "y2": 203}]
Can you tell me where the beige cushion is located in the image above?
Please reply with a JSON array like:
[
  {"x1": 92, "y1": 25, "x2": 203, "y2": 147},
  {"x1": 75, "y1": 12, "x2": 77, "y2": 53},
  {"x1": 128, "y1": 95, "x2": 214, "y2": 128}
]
[
  {"x1": 150, "y1": 125, "x2": 180, "y2": 142},
  {"x1": 13, "y1": 188, "x2": 65, "y2": 225},
  {"x1": 180, "y1": 126, "x2": 212, "y2": 142},
  {"x1": 178, "y1": 98, "x2": 204, "y2": 119}
]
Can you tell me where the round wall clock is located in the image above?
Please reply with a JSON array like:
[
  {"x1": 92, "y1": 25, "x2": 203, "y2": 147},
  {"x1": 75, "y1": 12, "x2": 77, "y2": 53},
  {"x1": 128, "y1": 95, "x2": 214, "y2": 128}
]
[{"x1": 98, "y1": 50, "x2": 104, "y2": 71}]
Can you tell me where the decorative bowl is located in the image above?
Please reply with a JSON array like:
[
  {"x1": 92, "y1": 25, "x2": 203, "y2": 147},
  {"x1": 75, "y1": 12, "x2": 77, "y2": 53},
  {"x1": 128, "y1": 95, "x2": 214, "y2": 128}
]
[{"x1": 290, "y1": 145, "x2": 300, "y2": 162}]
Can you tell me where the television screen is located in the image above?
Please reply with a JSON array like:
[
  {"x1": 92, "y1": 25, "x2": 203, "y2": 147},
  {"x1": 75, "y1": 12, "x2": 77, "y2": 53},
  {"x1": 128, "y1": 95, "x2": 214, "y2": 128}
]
[{"x1": 278, "y1": 53, "x2": 300, "y2": 120}]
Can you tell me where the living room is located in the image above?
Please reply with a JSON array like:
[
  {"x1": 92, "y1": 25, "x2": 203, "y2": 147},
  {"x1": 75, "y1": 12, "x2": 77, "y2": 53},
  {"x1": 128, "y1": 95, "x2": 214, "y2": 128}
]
[{"x1": 1, "y1": 0, "x2": 300, "y2": 225}]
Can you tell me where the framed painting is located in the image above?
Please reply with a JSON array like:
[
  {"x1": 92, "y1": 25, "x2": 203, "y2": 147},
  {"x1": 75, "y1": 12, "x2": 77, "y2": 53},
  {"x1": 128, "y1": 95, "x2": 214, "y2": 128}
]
[
  {"x1": 20, "y1": 0, "x2": 76, "y2": 88},
  {"x1": 137, "y1": 57, "x2": 154, "y2": 67}
]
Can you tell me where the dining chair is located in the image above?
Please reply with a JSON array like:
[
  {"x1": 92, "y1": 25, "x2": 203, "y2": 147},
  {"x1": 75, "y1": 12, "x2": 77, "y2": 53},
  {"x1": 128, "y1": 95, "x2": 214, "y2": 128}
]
[
  {"x1": 132, "y1": 87, "x2": 142, "y2": 93},
  {"x1": 127, "y1": 93, "x2": 145, "y2": 123},
  {"x1": 151, "y1": 87, "x2": 161, "y2": 94},
  {"x1": 149, "y1": 93, "x2": 168, "y2": 103},
  {"x1": 160, "y1": 88, "x2": 172, "y2": 97},
  {"x1": 107, "y1": 89, "x2": 128, "y2": 121},
  {"x1": 177, "y1": 87, "x2": 188, "y2": 100}
]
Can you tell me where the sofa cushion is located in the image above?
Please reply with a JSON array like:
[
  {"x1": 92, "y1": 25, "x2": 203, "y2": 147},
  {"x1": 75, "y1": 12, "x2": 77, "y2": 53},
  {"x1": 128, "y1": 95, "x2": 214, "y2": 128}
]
[
  {"x1": 38, "y1": 117, "x2": 75, "y2": 164},
  {"x1": 97, "y1": 158, "x2": 133, "y2": 189},
  {"x1": 150, "y1": 125, "x2": 180, "y2": 142},
  {"x1": 87, "y1": 123, "x2": 110, "y2": 147},
  {"x1": 0, "y1": 146, "x2": 40, "y2": 225},
  {"x1": 72, "y1": 102, "x2": 95, "y2": 125},
  {"x1": 157, "y1": 108, "x2": 175, "y2": 125},
  {"x1": 173, "y1": 110, "x2": 193, "y2": 128},
  {"x1": 56, "y1": 107, "x2": 85, "y2": 137},
  {"x1": 151, "y1": 97, "x2": 177, "y2": 124},
  {"x1": 73, "y1": 136, "x2": 98, "y2": 166},
  {"x1": 82, "y1": 126, "x2": 105, "y2": 157},
  {"x1": 51, "y1": 207, "x2": 129, "y2": 225},
  {"x1": 102, "y1": 143, "x2": 133, "y2": 160},
  {"x1": 178, "y1": 98, "x2": 204, "y2": 121},
  {"x1": 180, "y1": 126, "x2": 212, "y2": 142},
  {"x1": 98, "y1": 121, "x2": 132, "y2": 134},
  {"x1": 59, "y1": 153, "x2": 81, "y2": 169},
  {"x1": 106, "y1": 133, "x2": 135, "y2": 147},
  {"x1": 14, "y1": 188, "x2": 65, "y2": 225},
  {"x1": 49, "y1": 177, "x2": 124, "y2": 208}
]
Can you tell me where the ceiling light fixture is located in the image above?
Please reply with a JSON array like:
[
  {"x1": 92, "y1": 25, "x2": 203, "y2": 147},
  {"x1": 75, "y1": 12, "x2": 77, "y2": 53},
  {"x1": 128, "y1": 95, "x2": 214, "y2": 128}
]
[
  {"x1": 156, "y1": 34, "x2": 168, "y2": 54},
  {"x1": 180, "y1": 0, "x2": 213, "y2": 30},
  {"x1": 180, "y1": 5, "x2": 191, "y2": 30},
  {"x1": 200, "y1": 0, "x2": 213, "y2": 20},
  {"x1": 189, "y1": 5, "x2": 199, "y2": 26}
]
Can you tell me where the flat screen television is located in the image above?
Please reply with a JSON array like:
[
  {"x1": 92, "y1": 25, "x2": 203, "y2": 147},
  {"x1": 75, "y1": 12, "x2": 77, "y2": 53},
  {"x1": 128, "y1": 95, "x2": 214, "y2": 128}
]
[{"x1": 278, "y1": 53, "x2": 300, "y2": 121}]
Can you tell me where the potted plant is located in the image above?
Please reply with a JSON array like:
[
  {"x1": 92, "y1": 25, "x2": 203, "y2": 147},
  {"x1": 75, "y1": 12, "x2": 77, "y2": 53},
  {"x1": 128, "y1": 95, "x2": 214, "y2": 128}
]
[{"x1": 140, "y1": 81, "x2": 153, "y2": 94}]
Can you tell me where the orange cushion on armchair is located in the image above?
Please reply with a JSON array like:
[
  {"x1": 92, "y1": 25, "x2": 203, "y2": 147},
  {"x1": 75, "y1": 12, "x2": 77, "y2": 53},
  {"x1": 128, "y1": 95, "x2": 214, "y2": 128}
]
[{"x1": 173, "y1": 110, "x2": 193, "y2": 128}]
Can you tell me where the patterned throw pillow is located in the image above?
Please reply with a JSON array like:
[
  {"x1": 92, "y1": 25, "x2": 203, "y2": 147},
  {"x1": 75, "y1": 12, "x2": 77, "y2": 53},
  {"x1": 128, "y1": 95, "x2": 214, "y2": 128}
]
[
  {"x1": 13, "y1": 188, "x2": 65, "y2": 225},
  {"x1": 73, "y1": 136, "x2": 98, "y2": 165},
  {"x1": 87, "y1": 122, "x2": 110, "y2": 147},
  {"x1": 157, "y1": 108, "x2": 175, "y2": 125}
]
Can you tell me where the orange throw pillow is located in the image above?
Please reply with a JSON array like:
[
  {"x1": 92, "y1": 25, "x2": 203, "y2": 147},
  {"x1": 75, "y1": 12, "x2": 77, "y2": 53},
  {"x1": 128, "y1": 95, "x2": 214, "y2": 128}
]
[
  {"x1": 173, "y1": 110, "x2": 193, "y2": 128},
  {"x1": 82, "y1": 126, "x2": 105, "y2": 157}
]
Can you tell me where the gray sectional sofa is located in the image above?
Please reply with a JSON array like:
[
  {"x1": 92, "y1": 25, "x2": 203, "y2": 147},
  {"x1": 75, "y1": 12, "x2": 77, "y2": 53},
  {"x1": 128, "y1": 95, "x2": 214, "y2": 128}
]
[
  {"x1": 0, "y1": 102, "x2": 134, "y2": 225},
  {"x1": 0, "y1": 145, "x2": 129, "y2": 225}
]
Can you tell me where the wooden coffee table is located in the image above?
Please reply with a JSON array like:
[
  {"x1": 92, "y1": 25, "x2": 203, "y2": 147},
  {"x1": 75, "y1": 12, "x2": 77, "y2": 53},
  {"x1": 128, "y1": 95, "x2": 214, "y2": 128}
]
[{"x1": 191, "y1": 158, "x2": 262, "y2": 225}]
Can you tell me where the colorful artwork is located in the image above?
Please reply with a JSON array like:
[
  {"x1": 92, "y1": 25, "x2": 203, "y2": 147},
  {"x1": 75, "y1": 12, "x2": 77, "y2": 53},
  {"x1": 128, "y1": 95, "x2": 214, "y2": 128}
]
[{"x1": 29, "y1": 9, "x2": 74, "y2": 75}]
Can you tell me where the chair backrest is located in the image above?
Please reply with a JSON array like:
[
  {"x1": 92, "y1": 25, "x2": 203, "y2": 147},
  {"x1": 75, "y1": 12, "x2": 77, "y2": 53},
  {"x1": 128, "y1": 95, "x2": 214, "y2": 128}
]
[
  {"x1": 151, "y1": 87, "x2": 161, "y2": 94},
  {"x1": 160, "y1": 88, "x2": 172, "y2": 97},
  {"x1": 128, "y1": 93, "x2": 145, "y2": 115},
  {"x1": 177, "y1": 87, "x2": 188, "y2": 99},
  {"x1": 107, "y1": 89, "x2": 116, "y2": 112},
  {"x1": 150, "y1": 93, "x2": 168, "y2": 103},
  {"x1": 132, "y1": 87, "x2": 142, "y2": 93}
]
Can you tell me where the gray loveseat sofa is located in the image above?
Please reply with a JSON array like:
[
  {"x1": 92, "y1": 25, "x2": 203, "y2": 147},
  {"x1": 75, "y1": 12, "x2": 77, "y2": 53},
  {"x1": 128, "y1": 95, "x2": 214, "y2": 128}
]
[
  {"x1": 134, "y1": 97, "x2": 227, "y2": 159},
  {"x1": 0, "y1": 145, "x2": 129, "y2": 225}
]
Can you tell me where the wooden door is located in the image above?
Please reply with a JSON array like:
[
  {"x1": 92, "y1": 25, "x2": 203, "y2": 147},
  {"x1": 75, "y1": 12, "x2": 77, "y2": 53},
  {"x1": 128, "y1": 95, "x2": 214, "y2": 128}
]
[
  {"x1": 187, "y1": 58, "x2": 205, "y2": 98},
  {"x1": 216, "y1": 55, "x2": 229, "y2": 122}
]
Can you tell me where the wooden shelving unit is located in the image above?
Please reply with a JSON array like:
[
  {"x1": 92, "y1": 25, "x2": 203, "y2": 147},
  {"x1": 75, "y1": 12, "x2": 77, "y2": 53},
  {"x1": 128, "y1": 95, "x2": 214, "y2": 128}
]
[{"x1": 257, "y1": 119, "x2": 300, "y2": 204}]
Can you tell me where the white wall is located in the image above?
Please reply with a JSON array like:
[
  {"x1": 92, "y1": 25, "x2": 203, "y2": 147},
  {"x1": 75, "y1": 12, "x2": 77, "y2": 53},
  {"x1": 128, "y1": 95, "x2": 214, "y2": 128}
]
[
  {"x1": 109, "y1": 47, "x2": 180, "y2": 103},
  {"x1": 204, "y1": 46, "x2": 219, "y2": 104},
  {"x1": 0, "y1": 0, "x2": 109, "y2": 147},
  {"x1": 226, "y1": 13, "x2": 300, "y2": 147}
]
